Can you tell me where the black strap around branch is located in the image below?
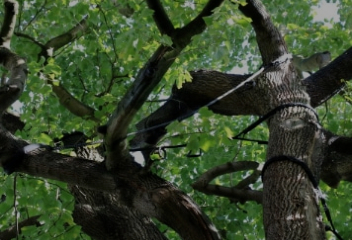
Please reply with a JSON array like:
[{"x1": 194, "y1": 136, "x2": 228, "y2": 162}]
[
  {"x1": 262, "y1": 155, "x2": 344, "y2": 240},
  {"x1": 233, "y1": 102, "x2": 319, "y2": 141},
  {"x1": 261, "y1": 155, "x2": 318, "y2": 187}
]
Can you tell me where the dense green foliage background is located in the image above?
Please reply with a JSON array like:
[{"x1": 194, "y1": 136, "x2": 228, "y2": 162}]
[{"x1": 1, "y1": 0, "x2": 352, "y2": 239}]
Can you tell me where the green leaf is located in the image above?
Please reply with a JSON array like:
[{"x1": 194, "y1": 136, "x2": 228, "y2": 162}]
[{"x1": 187, "y1": 135, "x2": 200, "y2": 152}]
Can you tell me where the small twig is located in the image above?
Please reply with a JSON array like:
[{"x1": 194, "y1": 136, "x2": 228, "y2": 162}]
[
  {"x1": 98, "y1": 6, "x2": 118, "y2": 62},
  {"x1": 192, "y1": 161, "x2": 262, "y2": 203},
  {"x1": 14, "y1": 32, "x2": 45, "y2": 49},
  {"x1": 76, "y1": 67, "x2": 88, "y2": 93},
  {"x1": 22, "y1": 0, "x2": 47, "y2": 32}
]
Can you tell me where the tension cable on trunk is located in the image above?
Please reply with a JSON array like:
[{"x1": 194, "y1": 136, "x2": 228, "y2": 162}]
[
  {"x1": 262, "y1": 155, "x2": 344, "y2": 240},
  {"x1": 232, "y1": 102, "x2": 319, "y2": 143}
]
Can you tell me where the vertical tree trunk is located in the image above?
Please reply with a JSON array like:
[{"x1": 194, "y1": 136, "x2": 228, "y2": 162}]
[
  {"x1": 263, "y1": 110, "x2": 325, "y2": 239},
  {"x1": 239, "y1": 0, "x2": 326, "y2": 238}
]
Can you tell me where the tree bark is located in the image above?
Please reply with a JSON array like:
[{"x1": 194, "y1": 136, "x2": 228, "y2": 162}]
[
  {"x1": 238, "y1": 1, "x2": 325, "y2": 239},
  {"x1": 2, "y1": 0, "x2": 352, "y2": 239},
  {"x1": 63, "y1": 134, "x2": 168, "y2": 240}
]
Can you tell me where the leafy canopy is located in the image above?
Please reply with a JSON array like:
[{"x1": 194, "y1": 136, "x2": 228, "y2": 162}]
[{"x1": 1, "y1": 0, "x2": 352, "y2": 239}]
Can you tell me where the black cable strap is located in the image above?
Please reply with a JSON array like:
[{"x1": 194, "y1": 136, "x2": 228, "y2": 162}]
[
  {"x1": 233, "y1": 103, "x2": 319, "y2": 140},
  {"x1": 261, "y1": 155, "x2": 318, "y2": 187},
  {"x1": 262, "y1": 155, "x2": 343, "y2": 240},
  {"x1": 232, "y1": 137, "x2": 268, "y2": 145}
]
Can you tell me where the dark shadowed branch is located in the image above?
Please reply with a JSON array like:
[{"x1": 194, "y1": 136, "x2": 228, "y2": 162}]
[
  {"x1": 104, "y1": 0, "x2": 225, "y2": 169},
  {"x1": 0, "y1": 1, "x2": 27, "y2": 114},
  {"x1": 0, "y1": 0, "x2": 18, "y2": 48},
  {"x1": 51, "y1": 85, "x2": 98, "y2": 120},
  {"x1": 304, "y1": 46, "x2": 352, "y2": 107},
  {"x1": 320, "y1": 130, "x2": 352, "y2": 188},
  {"x1": 41, "y1": 17, "x2": 88, "y2": 58},
  {"x1": 129, "y1": 71, "x2": 254, "y2": 151},
  {"x1": 0, "y1": 48, "x2": 27, "y2": 113},
  {"x1": 146, "y1": 0, "x2": 175, "y2": 36},
  {"x1": 14, "y1": 32, "x2": 46, "y2": 50},
  {"x1": 192, "y1": 161, "x2": 262, "y2": 204},
  {"x1": 1, "y1": 112, "x2": 24, "y2": 134},
  {"x1": 0, "y1": 150, "x2": 117, "y2": 192}
]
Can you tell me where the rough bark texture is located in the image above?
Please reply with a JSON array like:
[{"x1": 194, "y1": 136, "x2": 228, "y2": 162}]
[
  {"x1": 62, "y1": 134, "x2": 168, "y2": 240},
  {"x1": 238, "y1": 1, "x2": 325, "y2": 239}
]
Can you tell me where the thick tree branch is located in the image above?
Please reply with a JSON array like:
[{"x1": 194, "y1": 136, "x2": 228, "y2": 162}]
[
  {"x1": 320, "y1": 130, "x2": 352, "y2": 188},
  {"x1": 71, "y1": 188, "x2": 168, "y2": 240},
  {"x1": 51, "y1": 85, "x2": 98, "y2": 120},
  {"x1": 0, "y1": 128, "x2": 221, "y2": 240},
  {"x1": 239, "y1": 0, "x2": 287, "y2": 64},
  {"x1": 143, "y1": 181, "x2": 221, "y2": 240},
  {"x1": 129, "y1": 70, "x2": 256, "y2": 150},
  {"x1": 0, "y1": 125, "x2": 114, "y2": 191},
  {"x1": 0, "y1": 1, "x2": 27, "y2": 114},
  {"x1": 0, "y1": 48, "x2": 27, "y2": 113},
  {"x1": 104, "y1": 0, "x2": 225, "y2": 170},
  {"x1": 104, "y1": 45, "x2": 177, "y2": 168},
  {"x1": 0, "y1": 0, "x2": 18, "y2": 48},
  {"x1": 146, "y1": 0, "x2": 175, "y2": 36},
  {"x1": 1, "y1": 111, "x2": 24, "y2": 133},
  {"x1": 304, "y1": 46, "x2": 352, "y2": 107},
  {"x1": 1, "y1": 151, "x2": 118, "y2": 192},
  {"x1": 65, "y1": 134, "x2": 168, "y2": 240},
  {"x1": 41, "y1": 17, "x2": 88, "y2": 58}
]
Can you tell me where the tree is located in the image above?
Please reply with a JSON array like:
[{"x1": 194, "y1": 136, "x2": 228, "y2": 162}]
[{"x1": 0, "y1": 0, "x2": 351, "y2": 239}]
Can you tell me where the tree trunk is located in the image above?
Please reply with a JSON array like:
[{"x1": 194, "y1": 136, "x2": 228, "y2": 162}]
[{"x1": 239, "y1": 1, "x2": 326, "y2": 238}]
